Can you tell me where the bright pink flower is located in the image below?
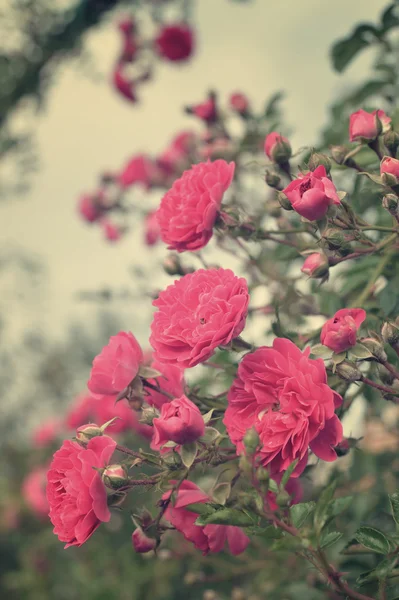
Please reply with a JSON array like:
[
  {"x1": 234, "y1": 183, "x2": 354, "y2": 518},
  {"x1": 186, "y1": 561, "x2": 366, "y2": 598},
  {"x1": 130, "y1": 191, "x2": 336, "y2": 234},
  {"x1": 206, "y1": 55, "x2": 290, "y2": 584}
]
[
  {"x1": 78, "y1": 194, "x2": 103, "y2": 223},
  {"x1": 151, "y1": 395, "x2": 204, "y2": 450},
  {"x1": 301, "y1": 253, "x2": 329, "y2": 278},
  {"x1": 102, "y1": 220, "x2": 123, "y2": 243},
  {"x1": 163, "y1": 481, "x2": 249, "y2": 555},
  {"x1": 349, "y1": 109, "x2": 391, "y2": 142},
  {"x1": 88, "y1": 331, "x2": 143, "y2": 398},
  {"x1": 119, "y1": 154, "x2": 152, "y2": 189},
  {"x1": 320, "y1": 308, "x2": 366, "y2": 353},
  {"x1": 112, "y1": 65, "x2": 137, "y2": 103},
  {"x1": 229, "y1": 92, "x2": 250, "y2": 115},
  {"x1": 22, "y1": 467, "x2": 49, "y2": 518},
  {"x1": 144, "y1": 210, "x2": 161, "y2": 246},
  {"x1": 145, "y1": 361, "x2": 184, "y2": 409},
  {"x1": 156, "y1": 160, "x2": 235, "y2": 252},
  {"x1": 47, "y1": 435, "x2": 117, "y2": 547},
  {"x1": 282, "y1": 165, "x2": 340, "y2": 221},
  {"x1": 132, "y1": 527, "x2": 156, "y2": 553},
  {"x1": 264, "y1": 132, "x2": 291, "y2": 162},
  {"x1": 155, "y1": 24, "x2": 194, "y2": 62},
  {"x1": 380, "y1": 156, "x2": 399, "y2": 180},
  {"x1": 224, "y1": 338, "x2": 343, "y2": 478},
  {"x1": 151, "y1": 268, "x2": 249, "y2": 368},
  {"x1": 32, "y1": 418, "x2": 62, "y2": 448}
]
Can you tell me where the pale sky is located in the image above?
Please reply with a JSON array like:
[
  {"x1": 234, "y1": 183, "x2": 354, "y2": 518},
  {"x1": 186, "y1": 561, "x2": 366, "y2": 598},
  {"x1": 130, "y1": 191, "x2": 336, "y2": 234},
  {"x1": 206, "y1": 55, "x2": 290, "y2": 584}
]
[{"x1": 2, "y1": 0, "x2": 387, "y2": 342}]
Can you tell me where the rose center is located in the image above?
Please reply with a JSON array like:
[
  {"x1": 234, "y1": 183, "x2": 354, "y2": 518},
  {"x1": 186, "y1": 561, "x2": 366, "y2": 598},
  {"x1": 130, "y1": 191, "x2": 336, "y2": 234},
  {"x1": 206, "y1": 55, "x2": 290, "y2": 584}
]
[{"x1": 299, "y1": 179, "x2": 312, "y2": 195}]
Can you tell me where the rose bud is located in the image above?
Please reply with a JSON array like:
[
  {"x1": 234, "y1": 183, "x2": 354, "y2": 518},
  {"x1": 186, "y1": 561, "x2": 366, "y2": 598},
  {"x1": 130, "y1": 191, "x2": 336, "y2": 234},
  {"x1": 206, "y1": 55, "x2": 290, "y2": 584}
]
[
  {"x1": 383, "y1": 130, "x2": 399, "y2": 157},
  {"x1": 154, "y1": 24, "x2": 194, "y2": 62},
  {"x1": 102, "y1": 464, "x2": 129, "y2": 490},
  {"x1": 282, "y1": 166, "x2": 340, "y2": 221},
  {"x1": 277, "y1": 191, "x2": 294, "y2": 211},
  {"x1": 381, "y1": 156, "x2": 399, "y2": 186},
  {"x1": 359, "y1": 337, "x2": 387, "y2": 363},
  {"x1": 265, "y1": 169, "x2": 281, "y2": 188},
  {"x1": 229, "y1": 92, "x2": 250, "y2": 116},
  {"x1": 150, "y1": 395, "x2": 205, "y2": 450},
  {"x1": 264, "y1": 132, "x2": 292, "y2": 164},
  {"x1": 335, "y1": 361, "x2": 362, "y2": 382},
  {"x1": 76, "y1": 423, "x2": 103, "y2": 444},
  {"x1": 334, "y1": 438, "x2": 350, "y2": 457},
  {"x1": 132, "y1": 527, "x2": 157, "y2": 553},
  {"x1": 320, "y1": 308, "x2": 366, "y2": 353},
  {"x1": 301, "y1": 253, "x2": 329, "y2": 279},
  {"x1": 243, "y1": 427, "x2": 260, "y2": 456},
  {"x1": 381, "y1": 321, "x2": 399, "y2": 347},
  {"x1": 349, "y1": 109, "x2": 391, "y2": 142},
  {"x1": 382, "y1": 193, "x2": 399, "y2": 216},
  {"x1": 308, "y1": 152, "x2": 331, "y2": 174}
]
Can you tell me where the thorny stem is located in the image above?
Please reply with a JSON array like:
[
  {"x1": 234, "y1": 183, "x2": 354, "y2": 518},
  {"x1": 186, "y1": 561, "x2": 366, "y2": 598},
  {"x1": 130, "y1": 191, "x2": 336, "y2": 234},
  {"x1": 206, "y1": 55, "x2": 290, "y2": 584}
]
[
  {"x1": 382, "y1": 360, "x2": 399, "y2": 382},
  {"x1": 143, "y1": 379, "x2": 175, "y2": 400},
  {"x1": 362, "y1": 376, "x2": 399, "y2": 400}
]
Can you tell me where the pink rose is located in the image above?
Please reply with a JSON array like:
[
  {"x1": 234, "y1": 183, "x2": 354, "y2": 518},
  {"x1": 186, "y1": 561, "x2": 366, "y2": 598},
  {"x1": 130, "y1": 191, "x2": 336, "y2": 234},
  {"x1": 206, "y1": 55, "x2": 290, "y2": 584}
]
[
  {"x1": 163, "y1": 481, "x2": 249, "y2": 555},
  {"x1": 78, "y1": 194, "x2": 103, "y2": 223},
  {"x1": 144, "y1": 210, "x2": 161, "y2": 246},
  {"x1": 229, "y1": 92, "x2": 250, "y2": 115},
  {"x1": 22, "y1": 467, "x2": 49, "y2": 518},
  {"x1": 188, "y1": 96, "x2": 218, "y2": 124},
  {"x1": 151, "y1": 395, "x2": 204, "y2": 450},
  {"x1": 380, "y1": 156, "x2": 399, "y2": 183},
  {"x1": 282, "y1": 165, "x2": 340, "y2": 221},
  {"x1": 119, "y1": 154, "x2": 153, "y2": 189},
  {"x1": 349, "y1": 109, "x2": 391, "y2": 142},
  {"x1": 102, "y1": 220, "x2": 123, "y2": 243},
  {"x1": 132, "y1": 527, "x2": 157, "y2": 553},
  {"x1": 47, "y1": 435, "x2": 117, "y2": 547},
  {"x1": 145, "y1": 361, "x2": 185, "y2": 409},
  {"x1": 155, "y1": 24, "x2": 194, "y2": 62},
  {"x1": 156, "y1": 160, "x2": 234, "y2": 252},
  {"x1": 88, "y1": 331, "x2": 143, "y2": 397},
  {"x1": 301, "y1": 253, "x2": 329, "y2": 278},
  {"x1": 150, "y1": 268, "x2": 249, "y2": 368},
  {"x1": 112, "y1": 65, "x2": 137, "y2": 103},
  {"x1": 157, "y1": 131, "x2": 196, "y2": 175},
  {"x1": 32, "y1": 418, "x2": 62, "y2": 448},
  {"x1": 224, "y1": 338, "x2": 343, "y2": 478},
  {"x1": 264, "y1": 132, "x2": 291, "y2": 163},
  {"x1": 320, "y1": 308, "x2": 366, "y2": 353}
]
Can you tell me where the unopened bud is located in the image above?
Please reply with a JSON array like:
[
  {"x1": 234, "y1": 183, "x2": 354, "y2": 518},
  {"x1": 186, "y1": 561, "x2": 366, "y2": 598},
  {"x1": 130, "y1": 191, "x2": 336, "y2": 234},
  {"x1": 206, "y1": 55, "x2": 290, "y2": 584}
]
[
  {"x1": 330, "y1": 145, "x2": 348, "y2": 166},
  {"x1": 383, "y1": 130, "x2": 399, "y2": 157},
  {"x1": 308, "y1": 152, "x2": 331, "y2": 174},
  {"x1": 301, "y1": 253, "x2": 329, "y2": 279},
  {"x1": 334, "y1": 438, "x2": 350, "y2": 457},
  {"x1": 102, "y1": 464, "x2": 128, "y2": 489},
  {"x1": 381, "y1": 321, "x2": 399, "y2": 347},
  {"x1": 238, "y1": 454, "x2": 252, "y2": 475},
  {"x1": 139, "y1": 406, "x2": 159, "y2": 425},
  {"x1": 336, "y1": 361, "x2": 362, "y2": 382},
  {"x1": 256, "y1": 467, "x2": 270, "y2": 483},
  {"x1": 76, "y1": 423, "x2": 103, "y2": 443},
  {"x1": 322, "y1": 228, "x2": 349, "y2": 252},
  {"x1": 276, "y1": 489, "x2": 290, "y2": 508},
  {"x1": 243, "y1": 428, "x2": 260, "y2": 455},
  {"x1": 359, "y1": 337, "x2": 387, "y2": 363},
  {"x1": 382, "y1": 193, "x2": 399, "y2": 216},
  {"x1": 132, "y1": 527, "x2": 157, "y2": 553},
  {"x1": 277, "y1": 192, "x2": 293, "y2": 211},
  {"x1": 265, "y1": 169, "x2": 281, "y2": 189}
]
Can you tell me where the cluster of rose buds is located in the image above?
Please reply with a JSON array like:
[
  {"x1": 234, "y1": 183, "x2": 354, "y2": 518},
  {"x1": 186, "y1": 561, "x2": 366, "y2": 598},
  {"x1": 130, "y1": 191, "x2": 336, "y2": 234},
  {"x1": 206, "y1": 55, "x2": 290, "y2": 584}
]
[{"x1": 112, "y1": 16, "x2": 195, "y2": 104}]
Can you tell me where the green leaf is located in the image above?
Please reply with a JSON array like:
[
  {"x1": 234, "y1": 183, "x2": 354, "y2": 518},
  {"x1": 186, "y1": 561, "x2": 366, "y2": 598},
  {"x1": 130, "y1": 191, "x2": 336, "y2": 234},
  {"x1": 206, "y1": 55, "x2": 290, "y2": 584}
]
[
  {"x1": 354, "y1": 526, "x2": 391, "y2": 555},
  {"x1": 211, "y1": 482, "x2": 231, "y2": 506},
  {"x1": 290, "y1": 502, "x2": 316, "y2": 528},
  {"x1": 202, "y1": 409, "x2": 215, "y2": 425},
  {"x1": 281, "y1": 460, "x2": 298, "y2": 488},
  {"x1": 200, "y1": 427, "x2": 220, "y2": 443},
  {"x1": 331, "y1": 24, "x2": 378, "y2": 73},
  {"x1": 331, "y1": 352, "x2": 346, "y2": 372},
  {"x1": 310, "y1": 344, "x2": 333, "y2": 360},
  {"x1": 319, "y1": 531, "x2": 343, "y2": 549},
  {"x1": 247, "y1": 525, "x2": 284, "y2": 540},
  {"x1": 358, "y1": 172, "x2": 384, "y2": 185},
  {"x1": 328, "y1": 496, "x2": 353, "y2": 519},
  {"x1": 378, "y1": 276, "x2": 399, "y2": 316},
  {"x1": 180, "y1": 442, "x2": 198, "y2": 468},
  {"x1": 314, "y1": 481, "x2": 336, "y2": 534},
  {"x1": 389, "y1": 492, "x2": 399, "y2": 525},
  {"x1": 138, "y1": 365, "x2": 162, "y2": 379},
  {"x1": 184, "y1": 503, "x2": 216, "y2": 516},
  {"x1": 349, "y1": 343, "x2": 374, "y2": 360},
  {"x1": 381, "y1": 3, "x2": 399, "y2": 33},
  {"x1": 196, "y1": 508, "x2": 255, "y2": 527}
]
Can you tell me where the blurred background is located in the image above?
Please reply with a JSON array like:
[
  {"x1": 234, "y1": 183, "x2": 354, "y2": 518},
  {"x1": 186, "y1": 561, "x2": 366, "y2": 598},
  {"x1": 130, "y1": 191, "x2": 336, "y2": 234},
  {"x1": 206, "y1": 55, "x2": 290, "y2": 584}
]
[{"x1": 0, "y1": 0, "x2": 392, "y2": 598}]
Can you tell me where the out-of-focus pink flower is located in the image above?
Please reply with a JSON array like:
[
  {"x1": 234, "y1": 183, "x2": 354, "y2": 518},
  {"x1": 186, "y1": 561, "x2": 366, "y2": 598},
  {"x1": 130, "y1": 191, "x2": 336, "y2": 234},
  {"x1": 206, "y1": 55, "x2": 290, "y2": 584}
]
[
  {"x1": 145, "y1": 361, "x2": 184, "y2": 409},
  {"x1": 144, "y1": 210, "x2": 161, "y2": 246},
  {"x1": 150, "y1": 268, "x2": 249, "y2": 368},
  {"x1": 47, "y1": 435, "x2": 117, "y2": 547},
  {"x1": 229, "y1": 92, "x2": 250, "y2": 115},
  {"x1": 118, "y1": 17, "x2": 135, "y2": 36},
  {"x1": 102, "y1": 220, "x2": 123, "y2": 243},
  {"x1": 78, "y1": 194, "x2": 103, "y2": 223},
  {"x1": 112, "y1": 65, "x2": 137, "y2": 103},
  {"x1": 32, "y1": 418, "x2": 62, "y2": 448},
  {"x1": 320, "y1": 308, "x2": 366, "y2": 353},
  {"x1": 132, "y1": 527, "x2": 157, "y2": 553},
  {"x1": 88, "y1": 331, "x2": 143, "y2": 398},
  {"x1": 163, "y1": 481, "x2": 249, "y2": 555},
  {"x1": 349, "y1": 109, "x2": 391, "y2": 142},
  {"x1": 282, "y1": 165, "x2": 340, "y2": 221},
  {"x1": 156, "y1": 159, "x2": 235, "y2": 252},
  {"x1": 119, "y1": 154, "x2": 153, "y2": 189},
  {"x1": 151, "y1": 395, "x2": 204, "y2": 450},
  {"x1": 187, "y1": 96, "x2": 217, "y2": 124},
  {"x1": 65, "y1": 394, "x2": 96, "y2": 430},
  {"x1": 155, "y1": 24, "x2": 194, "y2": 62},
  {"x1": 22, "y1": 466, "x2": 49, "y2": 518},
  {"x1": 224, "y1": 338, "x2": 343, "y2": 478}
]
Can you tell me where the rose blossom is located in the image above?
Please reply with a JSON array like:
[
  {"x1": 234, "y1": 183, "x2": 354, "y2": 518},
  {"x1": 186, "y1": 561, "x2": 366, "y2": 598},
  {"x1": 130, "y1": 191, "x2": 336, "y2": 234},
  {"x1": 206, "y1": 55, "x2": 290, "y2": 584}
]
[
  {"x1": 320, "y1": 308, "x2": 366, "y2": 353},
  {"x1": 301, "y1": 253, "x2": 329, "y2": 278},
  {"x1": 88, "y1": 331, "x2": 143, "y2": 398},
  {"x1": 145, "y1": 361, "x2": 184, "y2": 409},
  {"x1": 22, "y1": 467, "x2": 49, "y2": 518},
  {"x1": 188, "y1": 96, "x2": 218, "y2": 124},
  {"x1": 349, "y1": 109, "x2": 391, "y2": 142},
  {"x1": 150, "y1": 268, "x2": 249, "y2": 368},
  {"x1": 32, "y1": 418, "x2": 62, "y2": 448},
  {"x1": 224, "y1": 338, "x2": 343, "y2": 478},
  {"x1": 163, "y1": 481, "x2": 250, "y2": 555},
  {"x1": 229, "y1": 92, "x2": 250, "y2": 115},
  {"x1": 282, "y1": 165, "x2": 340, "y2": 221},
  {"x1": 264, "y1": 132, "x2": 291, "y2": 163},
  {"x1": 151, "y1": 395, "x2": 204, "y2": 450},
  {"x1": 78, "y1": 194, "x2": 103, "y2": 223},
  {"x1": 380, "y1": 156, "x2": 399, "y2": 183},
  {"x1": 156, "y1": 159, "x2": 235, "y2": 252},
  {"x1": 155, "y1": 24, "x2": 194, "y2": 62},
  {"x1": 144, "y1": 210, "x2": 161, "y2": 246},
  {"x1": 132, "y1": 527, "x2": 157, "y2": 553},
  {"x1": 47, "y1": 435, "x2": 117, "y2": 547},
  {"x1": 119, "y1": 154, "x2": 153, "y2": 189},
  {"x1": 102, "y1": 219, "x2": 123, "y2": 243}
]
